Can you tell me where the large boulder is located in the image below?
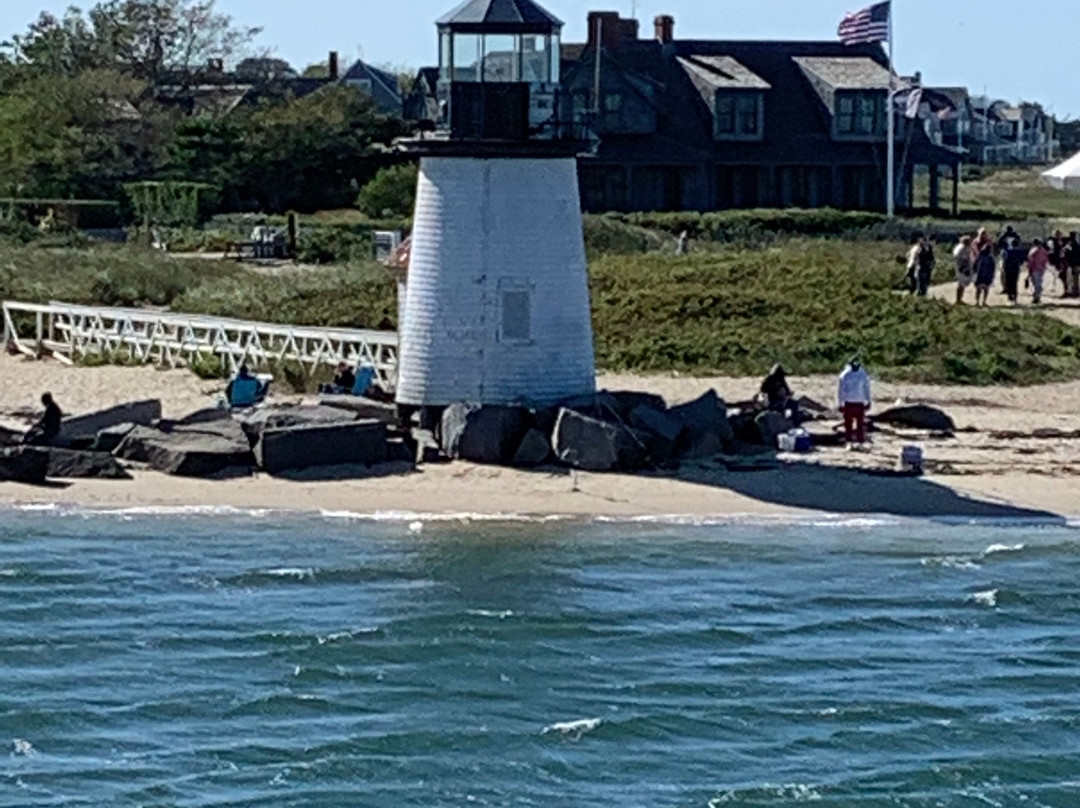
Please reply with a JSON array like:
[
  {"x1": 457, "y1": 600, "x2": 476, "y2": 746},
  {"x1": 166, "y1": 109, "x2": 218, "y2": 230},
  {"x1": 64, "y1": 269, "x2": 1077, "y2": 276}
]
[
  {"x1": 115, "y1": 425, "x2": 254, "y2": 477},
  {"x1": 551, "y1": 408, "x2": 648, "y2": 472},
  {"x1": 318, "y1": 395, "x2": 397, "y2": 424},
  {"x1": 440, "y1": 404, "x2": 530, "y2": 465},
  {"x1": 754, "y1": 411, "x2": 794, "y2": 447},
  {"x1": 604, "y1": 391, "x2": 668, "y2": 419},
  {"x1": 91, "y1": 423, "x2": 137, "y2": 453},
  {"x1": 57, "y1": 400, "x2": 162, "y2": 448},
  {"x1": 0, "y1": 426, "x2": 23, "y2": 447},
  {"x1": 255, "y1": 419, "x2": 387, "y2": 474},
  {"x1": 47, "y1": 449, "x2": 131, "y2": 480},
  {"x1": 873, "y1": 405, "x2": 956, "y2": 433},
  {"x1": 670, "y1": 390, "x2": 734, "y2": 441},
  {"x1": 235, "y1": 405, "x2": 358, "y2": 447},
  {"x1": 512, "y1": 428, "x2": 552, "y2": 467},
  {"x1": 158, "y1": 407, "x2": 233, "y2": 431},
  {"x1": 629, "y1": 405, "x2": 684, "y2": 464},
  {"x1": 0, "y1": 447, "x2": 49, "y2": 484}
]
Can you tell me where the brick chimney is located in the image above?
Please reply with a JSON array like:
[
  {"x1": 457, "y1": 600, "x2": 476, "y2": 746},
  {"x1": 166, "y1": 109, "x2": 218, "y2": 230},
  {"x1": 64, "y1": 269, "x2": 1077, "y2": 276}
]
[
  {"x1": 654, "y1": 14, "x2": 675, "y2": 45},
  {"x1": 588, "y1": 11, "x2": 622, "y2": 50},
  {"x1": 329, "y1": 51, "x2": 340, "y2": 81}
]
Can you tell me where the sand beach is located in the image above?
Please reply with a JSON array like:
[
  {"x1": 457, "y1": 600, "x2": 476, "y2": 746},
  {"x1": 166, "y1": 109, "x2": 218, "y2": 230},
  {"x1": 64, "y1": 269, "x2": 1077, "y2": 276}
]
[{"x1": 2, "y1": 353, "x2": 1079, "y2": 521}]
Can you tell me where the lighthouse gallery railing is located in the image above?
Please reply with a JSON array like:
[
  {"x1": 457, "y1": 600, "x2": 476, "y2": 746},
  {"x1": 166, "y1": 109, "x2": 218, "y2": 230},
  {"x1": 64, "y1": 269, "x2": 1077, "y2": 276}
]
[{"x1": 2, "y1": 300, "x2": 399, "y2": 390}]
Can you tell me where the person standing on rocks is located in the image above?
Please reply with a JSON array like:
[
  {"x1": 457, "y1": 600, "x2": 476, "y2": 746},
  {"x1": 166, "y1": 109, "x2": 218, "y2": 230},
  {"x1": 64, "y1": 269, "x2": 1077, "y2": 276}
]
[
  {"x1": 838, "y1": 358, "x2": 872, "y2": 448},
  {"x1": 23, "y1": 393, "x2": 62, "y2": 446},
  {"x1": 953, "y1": 235, "x2": 975, "y2": 304}
]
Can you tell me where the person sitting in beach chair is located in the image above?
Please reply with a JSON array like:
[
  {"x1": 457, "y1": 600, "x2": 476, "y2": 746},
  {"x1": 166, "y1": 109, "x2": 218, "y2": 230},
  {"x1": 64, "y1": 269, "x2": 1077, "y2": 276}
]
[
  {"x1": 225, "y1": 365, "x2": 267, "y2": 409},
  {"x1": 23, "y1": 393, "x2": 63, "y2": 446}
]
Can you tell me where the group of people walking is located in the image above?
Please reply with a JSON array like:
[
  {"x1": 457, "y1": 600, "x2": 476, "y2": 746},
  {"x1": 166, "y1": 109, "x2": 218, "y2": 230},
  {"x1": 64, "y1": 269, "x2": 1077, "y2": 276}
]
[{"x1": 909, "y1": 226, "x2": 1080, "y2": 308}]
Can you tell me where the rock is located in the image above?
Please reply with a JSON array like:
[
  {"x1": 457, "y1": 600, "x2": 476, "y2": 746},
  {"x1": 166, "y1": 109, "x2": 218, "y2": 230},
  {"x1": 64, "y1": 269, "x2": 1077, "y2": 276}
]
[
  {"x1": 386, "y1": 436, "x2": 415, "y2": 464},
  {"x1": 0, "y1": 425, "x2": 23, "y2": 447},
  {"x1": 754, "y1": 411, "x2": 794, "y2": 447},
  {"x1": 512, "y1": 428, "x2": 552, "y2": 467},
  {"x1": 629, "y1": 405, "x2": 684, "y2": 464},
  {"x1": 0, "y1": 447, "x2": 48, "y2": 484},
  {"x1": 318, "y1": 395, "x2": 398, "y2": 424},
  {"x1": 411, "y1": 428, "x2": 447, "y2": 465},
  {"x1": 604, "y1": 391, "x2": 668, "y2": 419},
  {"x1": 91, "y1": 423, "x2": 136, "y2": 453},
  {"x1": 440, "y1": 404, "x2": 531, "y2": 465},
  {"x1": 551, "y1": 408, "x2": 648, "y2": 472},
  {"x1": 670, "y1": 390, "x2": 735, "y2": 443},
  {"x1": 675, "y1": 428, "x2": 723, "y2": 460},
  {"x1": 728, "y1": 411, "x2": 761, "y2": 445},
  {"x1": 57, "y1": 400, "x2": 162, "y2": 448},
  {"x1": 255, "y1": 420, "x2": 386, "y2": 474},
  {"x1": 235, "y1": 405, "x2": 358, "y2": 446},
  {"x1": 47, "y1": 449, "x2": 131, "y2": 480},
  {"x1": 158, "y1": 408, "x2": 233, "y2": 431},
  {"x1": 872, "y1": 405, "x2": 956, "y2": 433},
  {"x1": 115, "y1": 426, "x2": 254, "y2": 477},
  {"x1": 629, "y1": 405, "x2": 684, "y2": 443}
]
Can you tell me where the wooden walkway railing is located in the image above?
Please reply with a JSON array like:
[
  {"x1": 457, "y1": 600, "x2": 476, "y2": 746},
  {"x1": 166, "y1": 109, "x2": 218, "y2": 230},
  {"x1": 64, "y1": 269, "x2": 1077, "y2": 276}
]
[{"x1": 2, "y1": 300, "x2": 399, "y2": 390}]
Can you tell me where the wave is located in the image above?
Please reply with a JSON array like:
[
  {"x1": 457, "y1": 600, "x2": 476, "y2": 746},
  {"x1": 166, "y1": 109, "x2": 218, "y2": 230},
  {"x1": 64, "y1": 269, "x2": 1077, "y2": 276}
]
[
  {"x1": 541, "y1": 717, "x2": 603, "y2": 739},
  {"x1": 4, "y1": 501, "x2": 1078, "y2": 529}
]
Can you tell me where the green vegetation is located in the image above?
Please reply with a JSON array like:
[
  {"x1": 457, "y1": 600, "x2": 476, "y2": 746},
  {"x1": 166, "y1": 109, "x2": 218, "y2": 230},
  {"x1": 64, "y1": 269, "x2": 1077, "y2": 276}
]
[
  {"x1": 7, "y1": 236, "x2": 1080, "y2": 386},
  {"x1": 357, "y1": 164, "x2": 418, "y2": 220},
  {"x1": 590, "y1": 241, "x2": 1080, "y2": 385},
  {"x1": 915, "y1": 167, "x2": 1080, "y2": 222}
]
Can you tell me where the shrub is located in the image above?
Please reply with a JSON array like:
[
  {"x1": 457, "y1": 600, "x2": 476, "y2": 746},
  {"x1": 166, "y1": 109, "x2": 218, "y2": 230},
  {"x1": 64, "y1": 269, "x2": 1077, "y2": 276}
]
[{"x1": 356, "y1": 163, "x2": 419, "y2": 219}]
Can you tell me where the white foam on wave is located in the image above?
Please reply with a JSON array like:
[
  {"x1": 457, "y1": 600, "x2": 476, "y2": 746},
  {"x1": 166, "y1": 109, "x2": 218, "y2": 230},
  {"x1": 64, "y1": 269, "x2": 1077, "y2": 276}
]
[
  {"x1": 542, "y1": 717, "x2": 603, "y2": 738},
  {"x1": 983, "y1": 543, "x2": 1026, "y2": 556},
  {"x1": 11, "y1": 739, "x2": 36, "y2": 757},
  {"x1": 263, "y1": 567, "x2": 315, "y2": 580},
  {"x1": 970, "y1": 589, "x2": 999, "y2": 607},
  {"x1": 921, "y1": 556, "x2": 980, "y2": 570},
  {"x1": 466, "y1": 609, "x2": 514, "y2": 619}
]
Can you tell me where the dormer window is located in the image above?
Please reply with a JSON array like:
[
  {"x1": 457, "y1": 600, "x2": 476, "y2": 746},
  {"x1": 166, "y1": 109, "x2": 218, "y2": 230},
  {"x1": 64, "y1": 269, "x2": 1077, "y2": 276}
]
[
  {"x1": 715, "y1": 91, "x2": 763, "y2": 141},
  {"x1": 835, "y1": 91, "x2": 886, "y2": 138}
]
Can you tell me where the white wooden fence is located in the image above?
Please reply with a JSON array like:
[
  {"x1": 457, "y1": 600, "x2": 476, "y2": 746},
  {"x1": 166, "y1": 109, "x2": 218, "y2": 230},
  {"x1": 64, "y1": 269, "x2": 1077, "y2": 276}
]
[{"x1": 2, "y1": 300, "x2": 399, "y2": 390}]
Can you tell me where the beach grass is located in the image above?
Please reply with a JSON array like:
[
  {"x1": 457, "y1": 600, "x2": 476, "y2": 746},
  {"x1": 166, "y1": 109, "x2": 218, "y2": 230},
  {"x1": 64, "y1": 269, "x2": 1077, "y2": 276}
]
[{"x1": 5, "y1": 235, "x2": 1080, "y2": 386}]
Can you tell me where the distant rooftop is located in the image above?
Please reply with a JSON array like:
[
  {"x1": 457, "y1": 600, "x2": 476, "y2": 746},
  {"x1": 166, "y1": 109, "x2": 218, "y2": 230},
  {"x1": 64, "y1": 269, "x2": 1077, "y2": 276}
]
[{"x1": 677, "y1": 55, "x2": 771, "y2": 91}]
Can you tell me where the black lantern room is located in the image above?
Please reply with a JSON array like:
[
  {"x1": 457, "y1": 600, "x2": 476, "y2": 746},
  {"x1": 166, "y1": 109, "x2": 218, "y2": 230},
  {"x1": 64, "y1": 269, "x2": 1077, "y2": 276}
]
[{"x1": 435, "y1": 0, "x2": 564, "y2": 141}]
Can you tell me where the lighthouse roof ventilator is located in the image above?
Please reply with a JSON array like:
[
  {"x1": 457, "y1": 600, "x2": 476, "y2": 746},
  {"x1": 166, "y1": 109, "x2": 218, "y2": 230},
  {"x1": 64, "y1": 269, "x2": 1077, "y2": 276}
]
[{"x1": 395, "y1": 0, "x2": 596, "y2": 409}]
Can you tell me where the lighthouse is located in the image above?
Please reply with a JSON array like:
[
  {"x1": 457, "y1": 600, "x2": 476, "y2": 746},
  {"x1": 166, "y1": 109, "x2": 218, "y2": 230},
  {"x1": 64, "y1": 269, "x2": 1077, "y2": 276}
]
[{"x1": 395, "y1": 0, "x2": 596, "y2": 411}]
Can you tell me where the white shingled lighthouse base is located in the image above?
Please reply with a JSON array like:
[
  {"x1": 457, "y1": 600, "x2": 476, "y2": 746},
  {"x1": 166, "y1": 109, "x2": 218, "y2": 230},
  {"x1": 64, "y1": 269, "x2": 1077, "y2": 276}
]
[{"x1": 396, "y1": 156, "x2": 596, "y2": 407}]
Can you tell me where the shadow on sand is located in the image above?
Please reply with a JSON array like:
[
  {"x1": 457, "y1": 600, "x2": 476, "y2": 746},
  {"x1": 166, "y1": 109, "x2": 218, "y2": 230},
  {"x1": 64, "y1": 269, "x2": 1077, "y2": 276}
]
[{"x1": 664, "y1": 461, "x2": 1066, "y2": 524}]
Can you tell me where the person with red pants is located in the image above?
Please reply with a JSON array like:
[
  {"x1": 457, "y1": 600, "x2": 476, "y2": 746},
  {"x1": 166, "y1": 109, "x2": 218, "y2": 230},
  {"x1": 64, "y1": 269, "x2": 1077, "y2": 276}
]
[{"x1": 838, "y1": 358, "x2": 872, "y2": 448}]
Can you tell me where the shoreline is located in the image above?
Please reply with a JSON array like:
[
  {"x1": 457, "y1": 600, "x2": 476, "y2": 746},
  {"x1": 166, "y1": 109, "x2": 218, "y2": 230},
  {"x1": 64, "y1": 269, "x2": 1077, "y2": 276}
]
[{"x1": 5, "y1": 355, "x2": 1080, "y2": 524}]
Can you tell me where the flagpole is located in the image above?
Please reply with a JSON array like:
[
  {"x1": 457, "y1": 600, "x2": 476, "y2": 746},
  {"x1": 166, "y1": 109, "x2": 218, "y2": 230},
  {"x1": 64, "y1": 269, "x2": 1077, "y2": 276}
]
[{"x1": 886, "y1": 1, "x2": 896, "y2": 218}]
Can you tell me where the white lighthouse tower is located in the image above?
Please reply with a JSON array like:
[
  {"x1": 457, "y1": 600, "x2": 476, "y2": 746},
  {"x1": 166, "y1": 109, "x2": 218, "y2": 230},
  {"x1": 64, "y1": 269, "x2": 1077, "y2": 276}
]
[{"x1": 395, "y1": 0, "x2": 596, "y2": 411}]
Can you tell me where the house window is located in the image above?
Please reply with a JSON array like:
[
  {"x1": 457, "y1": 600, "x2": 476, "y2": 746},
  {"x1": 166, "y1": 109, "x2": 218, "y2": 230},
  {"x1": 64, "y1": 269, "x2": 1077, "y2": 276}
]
[
  {"x1": 836, "y1": 92, "x2": 884, "y2": 137},
  {"x1": 715, "y1": 92, "x2": 762, "y2": 140},
  {"x1": 499, "y1": 285, "x2": 532, "y2": 343},
  {"x1": 603, "y1": 93, "x2": 622, "y2": 113}
]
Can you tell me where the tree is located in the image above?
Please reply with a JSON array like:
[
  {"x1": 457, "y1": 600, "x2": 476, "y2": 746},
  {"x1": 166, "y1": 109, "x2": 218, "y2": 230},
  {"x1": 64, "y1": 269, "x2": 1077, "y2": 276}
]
[
  {"x1": 231, "y1": 86, "x2": 408, "y2": 212},
  {"x1": 357, "y1": 163, "x2": 418, "y2": 219},
  {"x1": 235, "y1": 56, "x2": 297, "y2": 83},
  {"x1": 3, "y1": 1, "x2": 260, "y2": 86},
  {"x1": 0, "y1": 69, "x2": 170, "y2": 199}
]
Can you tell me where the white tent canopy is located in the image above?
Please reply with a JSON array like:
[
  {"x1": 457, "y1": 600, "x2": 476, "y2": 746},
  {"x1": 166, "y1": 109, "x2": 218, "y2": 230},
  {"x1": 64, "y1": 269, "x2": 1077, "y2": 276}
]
[{"x1": 1042, "y1": 152, "x2": 1080, "y2": 192}]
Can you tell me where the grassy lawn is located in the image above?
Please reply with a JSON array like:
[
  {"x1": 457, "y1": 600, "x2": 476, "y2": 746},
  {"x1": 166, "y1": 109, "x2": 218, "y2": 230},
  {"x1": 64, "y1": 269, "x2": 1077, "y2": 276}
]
[
  {"x1": 914, "y1": 167, "x2": 1080, "y2": 222},
  {"x1": 6, "y1": 237, "x2": 1080, "y2": 386}
]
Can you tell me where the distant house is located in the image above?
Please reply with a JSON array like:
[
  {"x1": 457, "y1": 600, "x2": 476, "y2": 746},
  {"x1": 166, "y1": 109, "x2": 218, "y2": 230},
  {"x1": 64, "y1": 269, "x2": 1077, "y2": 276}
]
[
  {"x1": 968, "y1": 97, "x2": 1056, "y2": 165},
  {"x1": 340, "y1": 59, "x2": 404, "y2": 115},
  {"x1": 554, "y1": 12, "x2": 962, "y2": 214},
  {"x1": 157, "y1": 53, "x2": 404, "y2": 118}
]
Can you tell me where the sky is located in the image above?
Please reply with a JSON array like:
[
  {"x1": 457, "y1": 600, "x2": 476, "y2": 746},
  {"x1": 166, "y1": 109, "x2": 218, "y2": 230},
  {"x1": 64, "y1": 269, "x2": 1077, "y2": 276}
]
[{"x1": 3, "y1": 0, "x2": 1078, "y2": 117}]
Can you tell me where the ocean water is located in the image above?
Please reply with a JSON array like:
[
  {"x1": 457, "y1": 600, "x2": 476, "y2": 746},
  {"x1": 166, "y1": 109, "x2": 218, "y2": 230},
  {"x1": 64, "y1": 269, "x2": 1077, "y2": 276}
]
[{"x1": 2, "y1": 508, "x2": 1079, "y2": 807}]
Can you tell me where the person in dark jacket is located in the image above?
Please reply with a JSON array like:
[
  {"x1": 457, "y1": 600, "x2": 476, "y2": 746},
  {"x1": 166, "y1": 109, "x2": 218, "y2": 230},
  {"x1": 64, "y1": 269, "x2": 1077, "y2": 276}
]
[
  {"x1": 1002, "y1": 242, "x2": 1027, "y2": 304},
  {"x1": 24, "y1": 393, "x2": 62, "y2": 446},
  {"x1": 1064, "y1": 233, "x2": 1080, "y2": 299},
  {"x1": 907, "y1": 234, "x2": 936, "y2": 297}
]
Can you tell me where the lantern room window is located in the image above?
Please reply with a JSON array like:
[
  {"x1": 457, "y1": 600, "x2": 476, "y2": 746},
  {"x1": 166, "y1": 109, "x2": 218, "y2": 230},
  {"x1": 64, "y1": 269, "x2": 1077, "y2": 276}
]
[{"x1": 439, "y1": 32, "x2": 559, "y2": 84}]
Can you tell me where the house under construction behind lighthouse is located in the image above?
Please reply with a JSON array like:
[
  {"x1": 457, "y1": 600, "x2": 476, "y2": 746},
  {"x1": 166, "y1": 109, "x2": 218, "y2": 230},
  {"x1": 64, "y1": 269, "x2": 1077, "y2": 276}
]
[{"x1": 394, "y1": 0, "x2": 597, "y2": 411}]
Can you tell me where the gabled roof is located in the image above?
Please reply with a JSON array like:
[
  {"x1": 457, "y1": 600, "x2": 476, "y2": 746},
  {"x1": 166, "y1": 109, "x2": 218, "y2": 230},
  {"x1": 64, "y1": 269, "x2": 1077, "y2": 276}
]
[
  {"x1": 437, "y1": 0, "x2": 561, "y2": 33},
  {"x1": 793, "y1": 56, "x2": 892, "y2": 90},
  {"x1": 678, "y1": 55, "x2": 771, "y2": 90},
  {"x1": 340, "y1": 59, "x2": 403, "y2": 114}
]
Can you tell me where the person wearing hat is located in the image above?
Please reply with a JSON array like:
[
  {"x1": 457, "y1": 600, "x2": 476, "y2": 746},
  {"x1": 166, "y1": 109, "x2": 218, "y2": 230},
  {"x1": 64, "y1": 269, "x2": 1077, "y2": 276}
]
[{"x1": 838, "y1": 357, "x2": 872, "y2": 447}]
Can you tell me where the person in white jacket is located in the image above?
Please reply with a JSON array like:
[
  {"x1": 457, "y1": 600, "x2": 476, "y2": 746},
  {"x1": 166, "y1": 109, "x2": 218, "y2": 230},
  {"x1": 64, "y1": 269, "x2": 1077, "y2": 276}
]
[{"x1": 838, "y1": 358, "x2": 872, "y2": 446}]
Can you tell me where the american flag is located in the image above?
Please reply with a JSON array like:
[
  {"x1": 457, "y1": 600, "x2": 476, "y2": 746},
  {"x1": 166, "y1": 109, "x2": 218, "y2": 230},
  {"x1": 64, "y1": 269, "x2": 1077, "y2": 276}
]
[{"x1": 838, "y1": 1, "x2": 891, "y2": 46}]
